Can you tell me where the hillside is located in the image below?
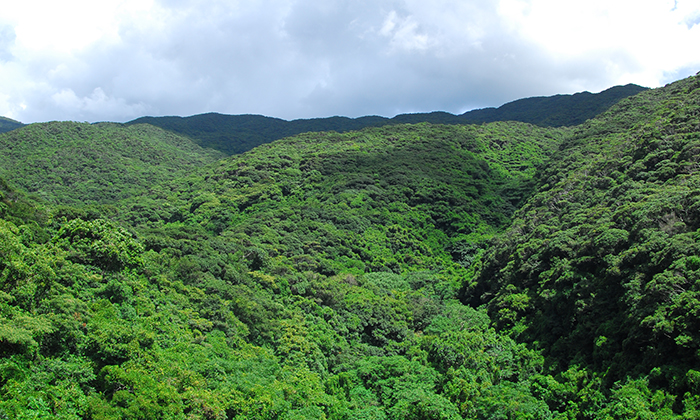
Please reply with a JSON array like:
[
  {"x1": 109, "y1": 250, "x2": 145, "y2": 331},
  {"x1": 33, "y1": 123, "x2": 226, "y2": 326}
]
[
  {"x1": 0, "y1": 121, "x2": 571, "y2": 419},
  {"x1": 1, "y1": 74, "x2": 700, "y2": 419},
  {"x1": 0, "y1": 116, "x2": 24, "y2": 134},
  {"x1": 126, "y1": 84, "x2": 646, "y2": 155},
  {"x1": 0, "y1": 121, "x2": 225, "y2": 205},
  {"x1": 119, "y1": 122, "x2": 564, "y2": 273},
  {"x1": 126, "y1": 113, "x2": 390, "y2": 156},
  {"x1": 459, "y1": 83, "x2": 649, "y2": 127},
  {"x1": 466, "y1": 73, "x2": 700, "y2": 412}
]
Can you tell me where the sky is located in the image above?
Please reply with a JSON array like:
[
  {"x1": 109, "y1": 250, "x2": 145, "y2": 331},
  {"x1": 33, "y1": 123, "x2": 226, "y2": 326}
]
[{"x1": 1, "y1": 0, "x2": 699, "y2": 124}]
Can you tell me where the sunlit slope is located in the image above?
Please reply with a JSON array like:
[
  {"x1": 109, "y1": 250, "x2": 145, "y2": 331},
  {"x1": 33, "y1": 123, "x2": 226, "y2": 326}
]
[
  {"x1": 0, "y1": 170, "x2": 552, "y2": 419},
  {"x1": 0, "y1": 122, "x2": 225, "y2": 205},
  {"x1": 120, "y1": 122, "x2": 565, "y2": 276}
]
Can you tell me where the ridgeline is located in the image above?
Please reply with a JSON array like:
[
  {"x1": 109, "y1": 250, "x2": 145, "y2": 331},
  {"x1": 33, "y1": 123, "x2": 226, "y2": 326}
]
[
  {"x1": 2, "y1": 76, "x2": 700, "y2": 419},
  {"x1": 126, "y1": 84, "x2": 646, "y2": 155}
]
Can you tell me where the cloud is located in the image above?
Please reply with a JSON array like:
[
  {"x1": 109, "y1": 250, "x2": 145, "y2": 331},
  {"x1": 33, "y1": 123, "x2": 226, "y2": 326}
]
[
  {"x1": 0, "y1": 0, "x2": 699, "y2": 123},
  {"x1": 0, "y1": 25, "x2": 16, "y2": 62},
  {"x1": 49, "y1": 87, "x2": 148, "y2": 121}
]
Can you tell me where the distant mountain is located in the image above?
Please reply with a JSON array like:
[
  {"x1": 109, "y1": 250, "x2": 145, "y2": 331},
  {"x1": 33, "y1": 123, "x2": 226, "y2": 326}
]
[
  {"x1": 4, "y1": 73, "x2": 700, "y2": 418},
  {"x1": 0, "y1": 116, "x2": 25, "y2": 134},
  {"x1": 126, "y1": 84, "x2": 647, "y2": 155},
  {"x1": 126, "y1": 113, "x2": 388, "y2": 156},
  {"x1": 459, "y1": 83, "x2": 649, "y2": 126}
]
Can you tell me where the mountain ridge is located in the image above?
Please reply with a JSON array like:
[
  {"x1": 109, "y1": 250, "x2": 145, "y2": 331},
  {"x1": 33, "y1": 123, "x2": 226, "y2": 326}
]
[
  {"x1": 6, "y1": 74, "x2": 700, "y2": 418},
  {"x1": 125, "y1": 83, "x2": 647, "y2": 155},
  {"x1": 0, "y1": 116, "x2": 25, "y2": 134}
]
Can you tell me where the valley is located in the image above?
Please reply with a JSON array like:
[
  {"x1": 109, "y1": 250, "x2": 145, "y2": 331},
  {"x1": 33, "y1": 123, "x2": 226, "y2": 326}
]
[{"x1": 0, "y1": 75, "x2": 697, "y2": 419}]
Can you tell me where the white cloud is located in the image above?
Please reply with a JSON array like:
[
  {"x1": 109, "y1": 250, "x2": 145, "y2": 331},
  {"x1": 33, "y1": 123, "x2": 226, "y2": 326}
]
[
  {"x1": 498, "y1": 0, "x2": 700, "y2": 88},
  {"x1": 0, "y1": 0, "x2": 699, "y2": 123},
  {"x1": 50, "y1": 87, "x2": 148, "y2": 121},
  {"x1": 379, "y1": 11, "x2": 433, "y2": 52}
]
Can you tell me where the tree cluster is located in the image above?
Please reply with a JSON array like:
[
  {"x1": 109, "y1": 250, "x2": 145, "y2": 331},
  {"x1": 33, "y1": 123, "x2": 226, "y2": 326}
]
[{"x1": 0, "y1": 74, "x2": 698, "y2": 419}]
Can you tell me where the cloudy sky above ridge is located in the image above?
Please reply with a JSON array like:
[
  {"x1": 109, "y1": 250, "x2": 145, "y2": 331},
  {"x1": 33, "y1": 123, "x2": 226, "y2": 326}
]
[{"x1": 1, "y1": 0, "x2": 699, "y2": 123}]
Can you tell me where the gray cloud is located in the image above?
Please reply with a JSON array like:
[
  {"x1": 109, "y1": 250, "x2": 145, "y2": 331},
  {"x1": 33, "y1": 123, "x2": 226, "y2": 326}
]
[{"x1": 2, "y1": 0, "x2": 699, "y2": 123}]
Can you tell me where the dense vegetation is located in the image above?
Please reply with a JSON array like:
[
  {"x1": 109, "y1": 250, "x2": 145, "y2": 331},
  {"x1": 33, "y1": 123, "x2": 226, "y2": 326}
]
[
  {"x1": 0, "y1": 122, "x2": 224, "y2": 205},
  {"x1": 126, "y1": 84, "x2": 645, "y2": 155},
  {"x1": 0, "y1": 117, "x2": 24, "y2": 134},
  {"x1": 465, "y1": 73, "x2": 700, "y2": 413},
  {"x1": 0, "y1": 74, "x2": 698, "y2": 419},
  {"x1": 459, "y1": 84, "x2": 648, "y2": 127}
]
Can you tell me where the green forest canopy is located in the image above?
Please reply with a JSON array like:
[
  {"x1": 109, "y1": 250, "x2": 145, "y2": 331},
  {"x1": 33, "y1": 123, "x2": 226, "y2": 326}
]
[
  {"x1": 0, "y1": 122, "x2": 224, "y2": 206},
  {"x1": 0, "y1": 74, "x2": 697, "y2": 419},
  {"x1": 125, "y1": 83, "x2": 646, "y2": 155}
]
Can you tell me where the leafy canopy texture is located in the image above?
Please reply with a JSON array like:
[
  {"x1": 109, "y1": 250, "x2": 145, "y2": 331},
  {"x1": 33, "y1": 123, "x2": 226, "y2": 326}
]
[
  {"x1": 466, "y1": 73, "x2": 700, "y2": 412},
  {"x1": 0, "y1": 122, "x2": 224, "y2": 206},
  {"x1": 125, "y1": 83, "x2": 644, "y2": 156},
  {"x1": 0, "y1": 73, "x2": 699, "y2": 419}
]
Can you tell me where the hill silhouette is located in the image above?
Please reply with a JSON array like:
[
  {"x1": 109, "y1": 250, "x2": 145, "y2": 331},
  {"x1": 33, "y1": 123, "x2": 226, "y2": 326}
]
[
  {"x1": 0, "y1": 116, "x2": 25, "y2": 134},
  {"x1": 126, "y1": 83, "x2": 647, "y2": 155}
]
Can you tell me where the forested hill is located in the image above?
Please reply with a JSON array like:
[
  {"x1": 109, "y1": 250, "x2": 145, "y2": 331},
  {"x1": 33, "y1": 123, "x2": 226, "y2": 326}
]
[
  {"x1": 0, "y1": 120, "x2": 569, "y2": 419},
  {"x1": 126, "y1": 83, "x2": 646, "y2": 155},
  {"x1": 2, "y1": 73, "x2": 700, "y2": 419},
  {"x1": 0, "y1": 121, "x2": 224, "y2": 205},
  {"x1": 466, "y1": 72, "x2": 700, "y2": 411},
  {"x1": 0, "y1": 116, "x2": 24, "y2": 134},
  {"x1": 458, "y1": 83, "x2": 648, "y2": 127},
  {"x1": 118, "y1": 122, "x2": 565, "y2": 270}
]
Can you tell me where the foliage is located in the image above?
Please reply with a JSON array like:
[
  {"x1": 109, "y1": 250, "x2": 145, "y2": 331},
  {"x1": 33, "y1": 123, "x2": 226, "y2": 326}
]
[
  {"x1": 125, "y1": 84, "x2": 643, "y2": 156},
  {"x1": 466, "y1": 72, "x2": 700, "y2": 413},
  {"x1": 0, "y1": 121, "x2": 224, "y2": 206},
  {"x1": 460, "y1": 84, "x2": 649, "y2": 127},
  {"x1": 0, "y1": 116, "x2": 24, "y2": 134},
  {"x1": 1, "y1": 73, "x2": 699, "y2": 418}
]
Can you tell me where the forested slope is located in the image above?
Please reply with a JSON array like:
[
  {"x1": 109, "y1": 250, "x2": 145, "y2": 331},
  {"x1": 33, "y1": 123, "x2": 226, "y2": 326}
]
[
  {"x1": 126, "y1": 84, "x2": 644, "y2": 156},
  {"x1": 466, "y1": 72, "x2": 700, "y2": 413},
  {"x1": 119, "y1": 122, "x2": 564, "y2": 274},
  {"x1": 0, "y1": 122, "x2": 225, "y2": 205},
  {"x1": 0, "y1": 116, "x2": 24, "y2": 134},
  {"x1": 1, "y1": 74, "x2": 699, "y2": 419},
  {"x1": 0, "y1": 121, "x2": 573, "y2": 419},
  {"x1": 460, "y1": 83, "x2": 648, "y2": 127}
]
